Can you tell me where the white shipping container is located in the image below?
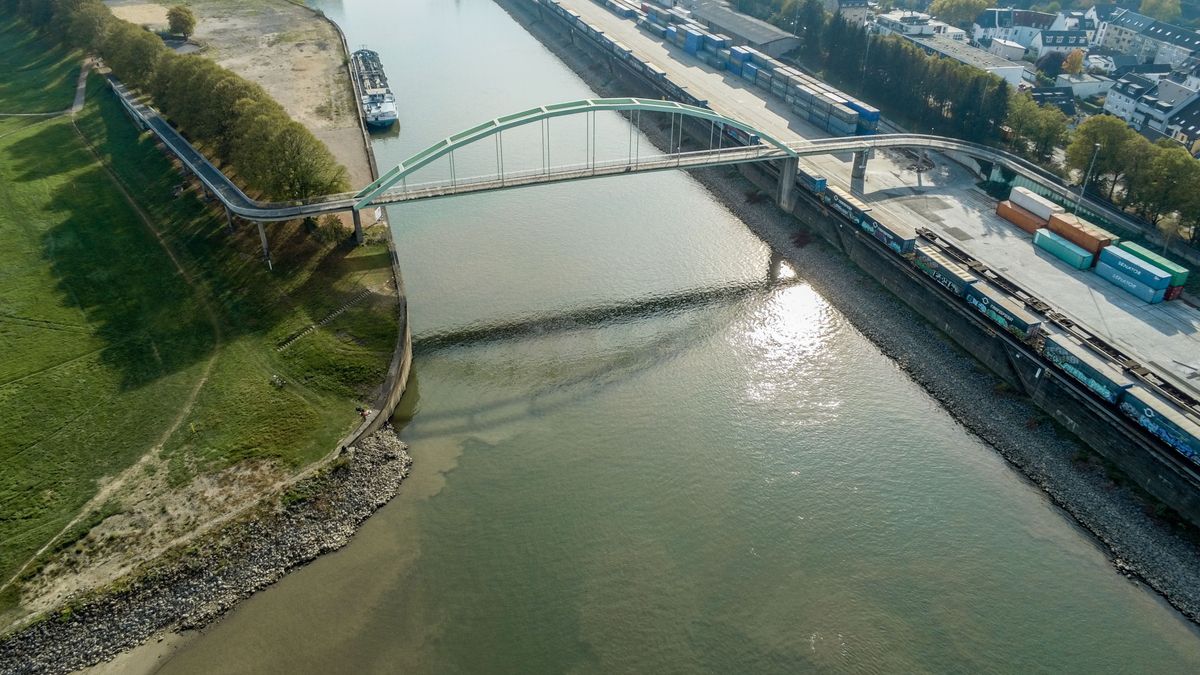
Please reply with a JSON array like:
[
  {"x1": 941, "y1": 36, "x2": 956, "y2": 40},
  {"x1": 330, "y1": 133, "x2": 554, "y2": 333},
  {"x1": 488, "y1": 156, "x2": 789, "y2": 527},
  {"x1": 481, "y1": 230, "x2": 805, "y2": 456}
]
[{"x1": 1010, "y1": 186, "x2": 1064, "y2": 222}]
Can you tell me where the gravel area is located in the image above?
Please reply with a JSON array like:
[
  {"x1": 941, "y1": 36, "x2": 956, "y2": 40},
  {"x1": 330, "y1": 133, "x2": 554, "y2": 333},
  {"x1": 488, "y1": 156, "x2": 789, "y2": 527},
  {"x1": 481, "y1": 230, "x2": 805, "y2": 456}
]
[
  {"x1": 501, "y1": 0, "x2": 1200, "y2": 625},
  {"x1": 0, "y1": 431, "x2": 411, "y2": 675}
]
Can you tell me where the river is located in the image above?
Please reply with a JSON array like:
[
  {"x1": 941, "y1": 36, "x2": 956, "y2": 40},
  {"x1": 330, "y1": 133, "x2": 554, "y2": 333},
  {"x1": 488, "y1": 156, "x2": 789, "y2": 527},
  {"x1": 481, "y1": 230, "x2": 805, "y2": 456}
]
[{"x1": 155, "y1": 0, "x2": 1200, "y2": 671}]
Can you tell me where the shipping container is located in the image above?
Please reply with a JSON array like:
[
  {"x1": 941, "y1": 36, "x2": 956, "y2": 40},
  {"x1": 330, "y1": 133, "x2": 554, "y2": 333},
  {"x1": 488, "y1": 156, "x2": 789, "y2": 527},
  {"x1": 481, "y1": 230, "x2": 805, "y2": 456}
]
[
  {"x1": 1041, "y1": 333, "x2": 1132, "y2": 404},
  {"x1": 1009, "y1": 186, "x2": 1064, "y2": 221},
  {"x1": 1166, "y1": 285, "x2": 1185, "y2": 301},
  {"x1": 1116, "y1": 242, "x2": 1190, "y2": 287},
  {"x1": 1034, "y1": 229, "x2": 1093, "y2": 270},
  {"x1": 797, "y1": 168, "x2": 826, "y2": 193},
  {"x1": 1099, "y1": 247, "x2": 1172, "y2": 290},
  {"x1": 963, "y1": 283, "x2": 1041, "y2": 340},
  {"x1": 860, "y1": 213, "x2": 917, "y2": 255},
  {"x1": 1093, "y1": 261, "x2": 1167, "y2": 303},
  {"x1": 823, "y1": 185, "x2": 871, "y2": 224},
  {"x1": 996, "y1": 200, "x2": 1045, "y2": 234},
  {"x1": 665, "y1": 25, "x2": 677, "y2": 41},
  {"x1": 913, "y1": 244, "x2": 978, "y2": 297},
  {"x1": 741, "y1": 62, "x2": 759, "y2": 82},
  {"x1": 1046, "y1": 212, "x2": 1116, "y2": 255},
  {"x1": 645, "y1": 62, "x2": 667, "y2": 79},
  {"x1": 755, "y1": 69, "x2": 773, "y2": 89},
  {"x1": 1119, "y1": 385, "x2": 1200, "y2": 463}
]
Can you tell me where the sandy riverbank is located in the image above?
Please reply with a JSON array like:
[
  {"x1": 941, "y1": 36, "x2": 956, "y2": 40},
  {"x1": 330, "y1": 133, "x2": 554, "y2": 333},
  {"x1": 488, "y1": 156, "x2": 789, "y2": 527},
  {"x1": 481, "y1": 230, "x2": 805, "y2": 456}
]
[
  {"x1": 495, "y1": 0, "x2": 1200, "y2": 624},
  {"x1": 0, "y1": 430, "x2": 410, "y2": 675},
  {"x1": 107, "y1": 0, "x2": 376, "y2": 192}
]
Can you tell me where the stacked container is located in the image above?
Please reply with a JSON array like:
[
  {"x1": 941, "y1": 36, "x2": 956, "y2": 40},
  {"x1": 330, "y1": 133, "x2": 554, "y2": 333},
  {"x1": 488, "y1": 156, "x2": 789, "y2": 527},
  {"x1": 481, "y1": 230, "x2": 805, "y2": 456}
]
[
  {"x1": 996, "y1": 200, "x2": 1044, "y2": 234},
  {"x1": 1094, "y1": 246, "x2": 1173, "y2": 303},
  {"x1": 1117, "y1": 242, "x2": 1189, "y2": 301},
  {"x1": 1034, "y1": 229, "x2": 1093, "y2": 269},
  {"x1": 1047, "y1": 212, "x2": 1117, "y2": 256},
  {"x1": 1009, "y1": 187, "x2": 1064, "y2": 221}
]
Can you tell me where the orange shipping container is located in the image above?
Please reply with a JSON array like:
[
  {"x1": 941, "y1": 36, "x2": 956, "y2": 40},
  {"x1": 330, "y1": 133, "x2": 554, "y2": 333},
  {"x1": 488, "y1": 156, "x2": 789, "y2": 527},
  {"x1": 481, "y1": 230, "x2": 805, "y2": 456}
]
[
  {"x1": 997, "y1": 200, "x2": 1045, "y2": 234},
  {"x1": 1047, "y1": 213, "x2": 1115, "y2": 255}
]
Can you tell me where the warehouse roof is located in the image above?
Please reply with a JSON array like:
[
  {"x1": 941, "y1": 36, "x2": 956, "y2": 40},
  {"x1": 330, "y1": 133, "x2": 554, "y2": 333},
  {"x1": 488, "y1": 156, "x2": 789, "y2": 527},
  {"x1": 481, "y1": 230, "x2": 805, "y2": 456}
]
[
  {"x1": 908, "y1": 34, "x2": 1026, "y2": 70},
  {"x1": 691, "y1": 1, "x2": 796, "y2": 47}
]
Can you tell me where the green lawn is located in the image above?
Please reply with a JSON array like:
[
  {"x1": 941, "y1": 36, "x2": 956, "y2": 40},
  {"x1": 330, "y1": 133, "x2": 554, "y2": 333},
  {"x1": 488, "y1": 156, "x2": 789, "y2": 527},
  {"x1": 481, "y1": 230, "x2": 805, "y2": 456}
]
[
  {"x1": 0, "y1": 17, "x2": 81, "y2": 113},
  {"x1": 0, "y1": 32, "x2": 397, "y2": 611}
]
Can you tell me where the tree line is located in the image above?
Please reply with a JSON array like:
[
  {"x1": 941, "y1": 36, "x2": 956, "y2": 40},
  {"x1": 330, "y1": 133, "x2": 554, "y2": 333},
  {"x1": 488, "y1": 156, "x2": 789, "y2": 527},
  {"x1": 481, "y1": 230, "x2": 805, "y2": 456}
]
[
  {"x1": 2, "y1": 0, "x2": 348, "y2": 201},
  {"x1": 1067, "y1": 116, "x2": 1200, "y2": 245}
]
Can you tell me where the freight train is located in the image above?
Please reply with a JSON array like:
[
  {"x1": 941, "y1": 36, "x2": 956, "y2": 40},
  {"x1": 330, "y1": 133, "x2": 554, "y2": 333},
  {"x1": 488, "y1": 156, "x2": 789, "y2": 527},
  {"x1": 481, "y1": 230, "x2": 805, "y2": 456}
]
[{"x1": 529, "y1": 0, "x2": 1200, "y2": 467}]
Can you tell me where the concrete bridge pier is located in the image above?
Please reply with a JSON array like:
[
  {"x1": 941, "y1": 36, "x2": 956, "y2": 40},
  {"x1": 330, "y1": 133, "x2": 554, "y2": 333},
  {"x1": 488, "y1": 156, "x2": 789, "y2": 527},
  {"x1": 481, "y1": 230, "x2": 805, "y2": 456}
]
[
  {"x1": 256, "y1": 221, "x2": 273, "y2": 271},
  {"x1": 851, "y1": 150, "x2": 869, "y2": 181},
  {"x1": 223, "y1": 205, "x2": 236, "y2": 234},
  {"x1": 352, "y1": 208, "x2": 364, "y2": 245},
  {"x1": 777, "y1": 156, "x2": 798, "y2": 211}
]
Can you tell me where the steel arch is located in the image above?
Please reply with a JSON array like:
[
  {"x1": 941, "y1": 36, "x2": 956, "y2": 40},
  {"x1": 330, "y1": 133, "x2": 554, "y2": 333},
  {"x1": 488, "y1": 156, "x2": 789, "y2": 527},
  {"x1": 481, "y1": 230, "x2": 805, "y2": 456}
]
[{"x1": 353, "y1": 97, "x2": 796, "y2": 210}]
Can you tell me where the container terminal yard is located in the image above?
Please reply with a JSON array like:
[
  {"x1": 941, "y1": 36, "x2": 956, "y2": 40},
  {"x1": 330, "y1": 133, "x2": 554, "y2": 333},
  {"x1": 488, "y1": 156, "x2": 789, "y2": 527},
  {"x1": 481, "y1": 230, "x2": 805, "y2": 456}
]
[{"x1": 523, "y1": 0, "x2": 1200, "y2": 513}]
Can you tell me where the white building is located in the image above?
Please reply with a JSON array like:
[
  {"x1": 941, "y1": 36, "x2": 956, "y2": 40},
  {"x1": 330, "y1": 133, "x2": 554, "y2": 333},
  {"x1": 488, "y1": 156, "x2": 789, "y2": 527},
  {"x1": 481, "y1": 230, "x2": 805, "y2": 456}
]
[
  {"x1": 973, "y1": 8, "x2": 1056, "y2": 49},
  {"x1": 1054, "y1": 73, "x2": 1113, "y2": 98},
  {"x1": 988, "y1": 38, "x2": 1025, "y2": 61},
  {"x1": 875, "y1": 11, "x2": 965, "y2": 41},
  {"x1": 1030, "y1": 30, "x2": 1089, "y2": 58}
]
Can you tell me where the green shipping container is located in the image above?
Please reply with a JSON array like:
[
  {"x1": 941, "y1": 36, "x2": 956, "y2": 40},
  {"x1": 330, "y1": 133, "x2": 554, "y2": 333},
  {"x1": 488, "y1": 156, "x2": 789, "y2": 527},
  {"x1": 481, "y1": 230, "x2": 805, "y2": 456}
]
[
  {"x1": 1034, "y1": 229, "x2": 1093, "y2": 270},
  {"x1": 1116, "y1": 242, "x2": 1190, "y2": 287}
]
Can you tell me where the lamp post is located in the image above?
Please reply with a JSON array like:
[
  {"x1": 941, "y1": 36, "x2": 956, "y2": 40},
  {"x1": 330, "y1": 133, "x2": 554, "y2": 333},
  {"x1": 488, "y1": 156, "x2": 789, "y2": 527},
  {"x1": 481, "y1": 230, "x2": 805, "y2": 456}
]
[{"x1": 1075, "y1": 142, "x2": 1100, "y2": 216}]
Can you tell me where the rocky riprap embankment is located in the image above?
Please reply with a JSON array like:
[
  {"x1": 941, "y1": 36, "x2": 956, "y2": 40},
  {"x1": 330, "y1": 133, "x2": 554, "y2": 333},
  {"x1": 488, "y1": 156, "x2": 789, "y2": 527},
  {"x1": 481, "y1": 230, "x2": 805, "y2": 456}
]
[{"x1": 0, "y1": 430, "x2": 410, "y2": 675}]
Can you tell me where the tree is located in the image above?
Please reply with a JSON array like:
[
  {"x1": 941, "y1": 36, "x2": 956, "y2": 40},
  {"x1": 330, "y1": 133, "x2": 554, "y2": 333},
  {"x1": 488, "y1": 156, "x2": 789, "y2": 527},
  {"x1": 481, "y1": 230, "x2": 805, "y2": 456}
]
[
  {"x1": 1036, "y1": 51, "x2": 1067, "y2": 78},
  {"x1": 167, "y1": 5, "x2": 195, "y2": 39},
  {"x1": 929, "y1": 0, "x2": 989, "y2": 28},
  {"x1": 1062, "y1": 49, "x2": 1084, "y2": 76},
  {"x1": 1005, "y1": 92, "x2": 1068, "y2": 159},
  {"x1": 1065, "y1": 115, "x2": 1138, "y2": 199},
  {"x1": 1140, "y1": 0, "x2": 1182, "y2": 23},
  {"x1": 1126, "y1": 141, "x2": 1198, "y2": 224}
]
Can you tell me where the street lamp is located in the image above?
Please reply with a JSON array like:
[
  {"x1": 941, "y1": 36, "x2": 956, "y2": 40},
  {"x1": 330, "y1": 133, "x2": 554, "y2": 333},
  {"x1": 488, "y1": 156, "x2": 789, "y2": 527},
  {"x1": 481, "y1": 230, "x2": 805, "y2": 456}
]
[{"x1": 1074, "y1": 142, "x2": 1101, "y2": 216}]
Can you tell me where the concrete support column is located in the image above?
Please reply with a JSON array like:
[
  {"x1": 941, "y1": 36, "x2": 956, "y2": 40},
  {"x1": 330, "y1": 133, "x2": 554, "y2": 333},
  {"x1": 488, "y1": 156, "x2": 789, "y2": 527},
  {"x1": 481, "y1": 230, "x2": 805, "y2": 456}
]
[
  {"x1": 777, "y1": 156, "x2": 798, "y2": 212},
  {"x1": 224, "y1": 205, "x2": 236, "y2": 234},
  {"x1": 352, "y1": 208, "x2": 364, "y2": 245},
  {"x1": 851, "y1": 150, "x2": 869, "y2": 181},
  {"x1": 256, "y1": 221, "x2": 273, "y2": 271}
]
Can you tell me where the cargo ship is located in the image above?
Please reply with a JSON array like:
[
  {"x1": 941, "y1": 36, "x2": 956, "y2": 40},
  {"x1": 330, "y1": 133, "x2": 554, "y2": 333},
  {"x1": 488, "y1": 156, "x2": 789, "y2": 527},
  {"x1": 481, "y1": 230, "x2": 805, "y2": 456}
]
[{"x1": 351, "y1": 48, "x2": 398, "y2": 128}]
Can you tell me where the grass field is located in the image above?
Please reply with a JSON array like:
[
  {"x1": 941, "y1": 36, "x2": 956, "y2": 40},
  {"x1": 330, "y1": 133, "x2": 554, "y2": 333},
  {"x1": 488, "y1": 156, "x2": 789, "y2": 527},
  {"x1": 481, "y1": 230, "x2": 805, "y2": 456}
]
[
  {"x1": 0, "y1": 18, "x2": 82, "y2": 113},
  {"x1": 0, "y1": 15, "x2": 398, "y2": 616}
]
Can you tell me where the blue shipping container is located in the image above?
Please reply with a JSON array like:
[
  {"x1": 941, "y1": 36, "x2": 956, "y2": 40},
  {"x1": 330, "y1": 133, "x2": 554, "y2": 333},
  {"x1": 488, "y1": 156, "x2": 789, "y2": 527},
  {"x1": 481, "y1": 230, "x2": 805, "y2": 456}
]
[
  {"x1": 1119, "y1": 386, "x2": 1200, "y2": 462},
  {"x1": 797, "y1": 169, "x2": 826, "y2": 194},
  {"x1": 1094, "y1": 261, "x2": 1167, "y2": 303},
  {"x1": 1041, "y1": 335, "x2": 1131, "y2": 404},
  {"x1": 1099, "y1": 246, "x2": 1172, "y2": 290},
  {"x1": 913, "y1": 245, "x2": 977, "y2": 297},
  {"x1": 860, "y1": 214, "x2": 916, "y2": 256},
  {"x1": 964, "y1": 284, "x2": 1041, "y2": 340}
]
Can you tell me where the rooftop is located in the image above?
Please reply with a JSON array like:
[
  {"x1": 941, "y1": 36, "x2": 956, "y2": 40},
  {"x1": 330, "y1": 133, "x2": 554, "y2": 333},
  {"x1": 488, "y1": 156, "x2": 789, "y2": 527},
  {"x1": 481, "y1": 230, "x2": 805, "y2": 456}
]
[
  {"x1": 1030, "y1": 86, "x2": 1077, "y2": 116},
  {"x1": 1107, "y1": 9, "x2": 1155, "y2": 32},
  {"x1": 1168, "y1": 97, "x2": 1200, "y2": 139},
  {"x1": 1143, "y1": 21, "x2": 1200, "y2": 51},
  {"x1": 974, "y1": 8, "x2": 1056, "y2": 30},
  {"x1": 908, "y1": 34, "x2": 1026, "y2": 70},
  {"x1": 691, "y1": 1, "x2": 797, "y2": 47}
]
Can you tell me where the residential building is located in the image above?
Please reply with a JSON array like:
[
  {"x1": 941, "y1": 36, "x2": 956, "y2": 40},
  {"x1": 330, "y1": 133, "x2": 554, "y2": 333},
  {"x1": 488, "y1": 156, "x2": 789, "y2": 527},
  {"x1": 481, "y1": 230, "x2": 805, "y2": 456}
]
[
  {"x1": 1095, "y1": 9, "x2": 1200, "y2": 67},
  {"x1": 905, "y1": 34, "x2": 1027, "y2": 86},
  {"x1": 836, "y1": 0, "x2": 873, "y2": 27},
  {"x1": 1103, "y1": 65, "x2": 1200, "y2": 139},
  {"x1": 1055, "y1": 72, "x2": 1113, "y2": 98},
  {"x1": 1029, "y1": 87, "x2": 1078, "y2": 117},
  {"x1": 875, "y1": 11, "x2": 965, "y2": 41},
  {"x1": 1164, "y1": 97, "x2": 1200, "y2": 150},
  {"x1": 1104, "y1": 73, "x2": 1157, "y2": 120},
  {"x1": 989, "y1": 38, "x2": 1025, "y2": 61},
  {"x1": 972, "y1": 9, "x2": 1055, "y2": 49},
  {"x1": 1030, "y1": 30, "x2": 1089, "y2": 57}
]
